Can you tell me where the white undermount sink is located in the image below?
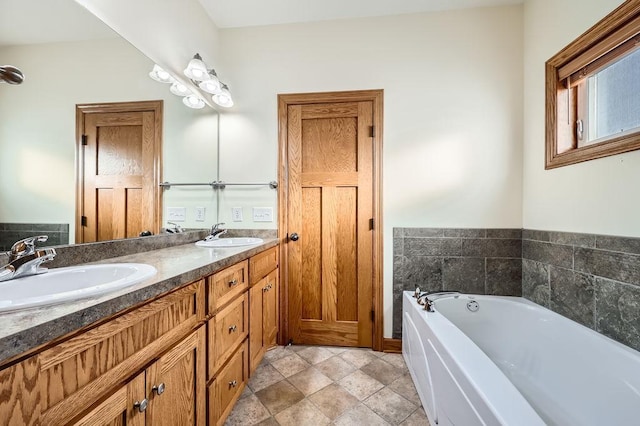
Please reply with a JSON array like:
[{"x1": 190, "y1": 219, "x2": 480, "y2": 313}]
[
  {"x1": 195, "y1": 237, "x2": 264, "y2": 248},
  {"x1": 0, "y1": 263, "x2": 157, "y2": 313}
]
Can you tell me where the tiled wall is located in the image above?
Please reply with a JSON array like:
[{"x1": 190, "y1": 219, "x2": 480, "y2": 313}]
[
  {"x1": 392, "y1": 228, "x2": 522, "y2": 339},
  {"x1": 522, "y1": 230, "x2": 640, "y2": 352},
  {"x1": 0, "y1": 223, "x2": 69, "y2": 251}
]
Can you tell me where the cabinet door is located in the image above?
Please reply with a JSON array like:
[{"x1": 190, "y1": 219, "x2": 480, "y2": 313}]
[
  {"x1": 73, "y1": 373, "x2": 145, "y2": 426},
  {"x1": 249, "y1": 283, "x2": 264, "y2": 374},
  {"x1": 263, "y1": 269, "x2": 279, "y2": 348},
  {"x1": 146, "y1": 327, "x2": 206, "y2": 426}
]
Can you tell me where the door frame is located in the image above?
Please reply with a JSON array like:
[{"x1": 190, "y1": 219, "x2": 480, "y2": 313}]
[
  {"x1": 75, "y1": 100, "x2": 163, "y2": 243},
  {"x1": 277, "y1": 90, "x2": 384, "y2": 351}
]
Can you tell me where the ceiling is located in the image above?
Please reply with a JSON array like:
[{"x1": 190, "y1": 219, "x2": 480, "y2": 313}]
[
  {"x1": 197, "y1": 0, "x2": 524, "y2": 29},
  {"x1": 0, "y1": 0, "x2": 523, "y2": 47}
]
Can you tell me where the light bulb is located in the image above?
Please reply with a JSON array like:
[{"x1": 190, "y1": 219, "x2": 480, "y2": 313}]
[
  {"x1": 170, "y1": 82, "x2": 190, "y2": 96},
  {"x1": 183, "y1": 95, "x2": 205, "y2": 109},
  {"x1": 149, "y1": 64, "x2": 172, "y2": 83}
]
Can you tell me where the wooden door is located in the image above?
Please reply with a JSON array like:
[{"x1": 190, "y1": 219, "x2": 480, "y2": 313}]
[
  {"x1": 76, "y1": 101, "x2": 162, "y2": 243},
  {"x1": 73, "y1": 373, "x2": 145, "y2": 426},
  {"x1": 284, "y1": 92, "x2": 381, "y2": 347},
  {"x1": 146, "y1": 328, "x2": 206, "y2": 426}
]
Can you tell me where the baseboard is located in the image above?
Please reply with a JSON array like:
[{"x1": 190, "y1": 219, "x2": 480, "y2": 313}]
[{"x1": 383, "y1": 338, "x2": 402, "y2": 353}]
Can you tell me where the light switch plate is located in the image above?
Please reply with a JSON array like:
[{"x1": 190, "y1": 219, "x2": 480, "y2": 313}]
[
  {"x1": 253, "y1": 207, "x2": 273, "y2": 222},
  {"x1": 167, "y1": 207, "x2": 186, "y2": 221}
]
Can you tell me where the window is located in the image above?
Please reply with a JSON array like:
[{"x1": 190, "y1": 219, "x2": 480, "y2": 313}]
[{"x1": 545, "y1": 0, "x2": 640, "y2": 168}]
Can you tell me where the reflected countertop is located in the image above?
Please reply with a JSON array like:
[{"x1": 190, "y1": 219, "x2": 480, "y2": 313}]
[{"x1": 0, "y1": 238, "x2": 278, "y2": 366}]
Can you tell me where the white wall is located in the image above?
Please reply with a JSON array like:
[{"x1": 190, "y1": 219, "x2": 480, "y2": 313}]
[
  {"x1": 522, "y1": 0, "x2": 639, "y2": 237},
  {"x1": 218, "y1": 5, "x2": 524, "y2": 336},
  {"x1": 0, "y1": 37, "x2": 219, "y2": 240}
]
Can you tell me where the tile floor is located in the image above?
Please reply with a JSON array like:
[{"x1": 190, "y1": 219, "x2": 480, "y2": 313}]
[{"x1": 225, "y1": 345, "x2": 430, "y2": 425}]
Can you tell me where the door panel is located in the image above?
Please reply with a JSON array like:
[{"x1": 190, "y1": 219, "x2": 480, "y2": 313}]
[{"x1": 288, "y1": 100, "x2": 374, "y2": 347}]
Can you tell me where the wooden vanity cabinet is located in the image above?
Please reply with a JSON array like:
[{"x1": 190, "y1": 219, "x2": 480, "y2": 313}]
[{"x1": 249, "y1": 247, "x2": 279, "y2": 373}]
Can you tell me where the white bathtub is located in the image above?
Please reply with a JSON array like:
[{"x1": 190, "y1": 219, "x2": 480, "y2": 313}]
[{"x1": 402, "y1": 291, "x2": 640, "y2": 426}]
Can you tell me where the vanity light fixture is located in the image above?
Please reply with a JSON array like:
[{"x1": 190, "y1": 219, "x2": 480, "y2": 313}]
[
  {"x1": 184, "y1": 53, "x2": 209, "y2": 81},
  {"x1": 212, "y1": 83, "x2": 234, "y2": 108},
  {"x1": 198, "y1": 69, "x2": 221, "y2": 94},
  {"x1": 148, "y1": 64, "x2": 172, "y2": 83}
]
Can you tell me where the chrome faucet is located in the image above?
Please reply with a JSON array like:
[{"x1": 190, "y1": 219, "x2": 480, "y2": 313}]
[
  {"x1": 206, "y1": 223, "x2": 227, "y2": 240},
  {"x1": 0, "y1": 236, "x2": 57, "y2": 282},
  {"x1": 166, "y1": 222, "x2": 184, "y2": 233},
  {"x1": 415, "y1": 288, "x2": 461, "y2": 312}
]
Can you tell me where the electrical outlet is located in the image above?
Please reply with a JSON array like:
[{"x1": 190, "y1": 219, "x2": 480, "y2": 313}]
[
  {"x1": 231, "y1": 207, "x2": 243, "y2": 222},
  {"x1": 167, "y1": 207, "x2": 186, "y2": 221},
  {"x1": 195, "y1": 207, "x2": 206, "y2": 222},
  {"x1": 253, "y1": 207, "x2": 273, "y2": 222}
]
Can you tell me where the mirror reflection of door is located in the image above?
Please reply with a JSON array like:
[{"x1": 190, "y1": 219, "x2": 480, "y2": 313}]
[{"x1": 76, "y1": 101, "x2": 162, "y2": 243}]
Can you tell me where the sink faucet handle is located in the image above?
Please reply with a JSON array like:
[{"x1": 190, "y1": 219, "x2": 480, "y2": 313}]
[
  {"x1": 10, "y1": 235, "x2": 48, "y2": 257},
  {"x1": 211, "y1": 222, "x2": 225, "y2": 232}
]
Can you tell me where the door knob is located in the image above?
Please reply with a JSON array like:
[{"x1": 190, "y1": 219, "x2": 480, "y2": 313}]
[{"x1": 289, "y1": 233, "x2": 299, "y2": 241}]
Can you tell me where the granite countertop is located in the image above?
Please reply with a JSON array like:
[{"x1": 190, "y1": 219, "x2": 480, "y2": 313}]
[{"x1": 0, "y1": 238, "x2": 278, "y2": 366}]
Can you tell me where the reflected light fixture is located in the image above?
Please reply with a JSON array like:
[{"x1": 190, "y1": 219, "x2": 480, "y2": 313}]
[
  {"x1": 148, "y1": 64, "x2": 172, "y2": 83},
  {"x1": 169, "y1": 81, "x2": 191, "y2": 96},
  {"x1": 183, "y1": 94, "x2": 205, "y2": 109},
  {"x1": 0, "y1": 65, "x2": 25, "y2": 85},
  {"x1": 212, "y1": 83, "x2": 233, "y2": 108}
]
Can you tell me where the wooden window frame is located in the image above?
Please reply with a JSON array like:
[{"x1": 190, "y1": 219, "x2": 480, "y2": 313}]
[{"x1": 545, "y1": 0, "x2": 640, "y2": 169}]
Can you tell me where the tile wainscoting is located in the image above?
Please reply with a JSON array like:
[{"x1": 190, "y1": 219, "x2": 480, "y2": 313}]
[
  {"x1": 522, "y1": 230, "x2": 640, "y2": 351},
  {"x1": 0, "y1": 223, "x2": 69, "y2": 251},
  {"x1": 392, "y1": 228, "x2": 522, "y2": 339},
  {"x1": 393, "y1": 227, "x2": 640, "y2": 352}
]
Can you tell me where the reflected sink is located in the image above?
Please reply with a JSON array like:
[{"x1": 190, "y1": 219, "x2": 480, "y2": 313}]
[
  {"x1": 195, "y1": 237, "x2": 264, "y2": 248},
  {"x1": 0, "y1": 263, "x2": 157, "y2": 313}
]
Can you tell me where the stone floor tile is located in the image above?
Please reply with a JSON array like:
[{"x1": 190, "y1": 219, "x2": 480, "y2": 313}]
[
  {"x1": 270, "y1": 353, "x2": 311, "y2": 378},
  {"x1": 263, "y1": 346, "x2": 292, "y2": 363},
  {"x1": 297, "y1": 346, "x2": 335, "y2": 364},
  {"x1": 340, "y1": 348, "x2": 378, "y2": 368},
  {"x1": 288, "y1": 367, "x2": 333, "y2": 396},
  {"x1": 388, "y1": 373, "x2": 422, "y2": 406},
  {"x1": 338, "y1": 369, "x2": 384, "y2": 401},
  {"x1": 248, "y1": 363, "x2": 285, "y2": 393},
  {"x1": 360, "y1": 358, "x2": 403, "y2": 385},
  {"x1": 400, "y1": 408, "x2": 431, "y2": 426},
  {"x1": 274, "y1": 399, "x2": 331, "y2": 426},
  {"x1": 309, "y1": 383, "x2": 359, "y2": 420},
  {"x1": 224, "y1": 394, "x2": 271, "y2": 426},
  {"x1": 372, "y1": 350, "x2": 388, "y2": 358},
  {"x1": 364, "y1": 387, "x2": 416, "y2": 424},
  {"x1": 382, "y1": 353, "x2": 408, "y2": 371},
  {"x1": 315, "y1": 354, "x2": 357, "y2": 381},
  {"x1": 326, "y1": 346, "x2": 349, "y2": 354},
  {"x1": 333, "y1": 403, "x2": 391, "y2": 426},
  {"x1": 255, "y1": 380, "x2": 304, "y2": 415},
  {"x1": 255, "y1": 418, "x2": 280, "y2": 426}
]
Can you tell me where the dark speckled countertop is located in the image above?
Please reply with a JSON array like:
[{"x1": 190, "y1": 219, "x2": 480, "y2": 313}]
[{"x1": 0, "y1": 238, "x2": 278, "y2": 366}]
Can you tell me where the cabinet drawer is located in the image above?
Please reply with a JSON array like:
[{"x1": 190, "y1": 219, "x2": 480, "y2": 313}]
[
  {"x1": 38, "y1": 280, "x2": 205, "y2": 425},
  {"x1": 208, "y1": 340, "x2": 249, "y2": 426},
  {"x1": 208, "y1": 292, "x2": 248, "y2": 377},
  {"x1": 249, "y1": 247, "x2": 278, "y2": 285},
  {"x1": 208, "y1": 260, "x2": 248, "y2": 313}
]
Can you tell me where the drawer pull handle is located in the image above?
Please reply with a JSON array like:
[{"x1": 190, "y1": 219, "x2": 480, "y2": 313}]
[
  {"x1": 229, "y1": 325, "x2": 238, "y2": 333},
  {"x1": 134, "y1": 398, "x2": 149, "y2": 412},
  {"x1": 229, "y1": 380, "x2": 238, "y2": 388},
  {"x1": 228, "y1": 279, "x2": 238, "y2": 287},
  {"x1": 152, "y1": 382, "x2": 166, "y2": 395}
]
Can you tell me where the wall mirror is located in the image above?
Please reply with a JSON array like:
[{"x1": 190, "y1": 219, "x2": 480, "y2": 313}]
[{"x1": 0, "y1": 0, "x2": 220, "y2": 247}]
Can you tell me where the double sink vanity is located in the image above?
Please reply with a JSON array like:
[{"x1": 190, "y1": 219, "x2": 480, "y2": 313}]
[{"x1": 0, "y1": 232, "x2": 279, "y2": 425}]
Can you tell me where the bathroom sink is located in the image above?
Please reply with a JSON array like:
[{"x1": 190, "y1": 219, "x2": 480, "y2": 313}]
[
  {"x1": 0, "y1": 263, "x2": 157, "y2": 313},
  {"x1": 195, "y1": 237, "x2": 264, "y2": 248}
]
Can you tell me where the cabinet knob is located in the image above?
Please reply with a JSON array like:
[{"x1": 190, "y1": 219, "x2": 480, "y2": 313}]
[
  {"x1": 228, "y1": 380, "x2": 238, "y2": 388},
  {"x1": 228, "y1": 278, "x2": 238, "y2": 287},
  {"x1": 289, "y1": 233, "x2": 299, "y2": 241},
  {"x1": 152, "y1": 382, "x2": 166, "y2": 395},
  {"x1": 228, "y1": 324, "x2": 237, "y2": 333},
  {"x1": 134, "y1": 398, "x2": 149, "y2": 412}
]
